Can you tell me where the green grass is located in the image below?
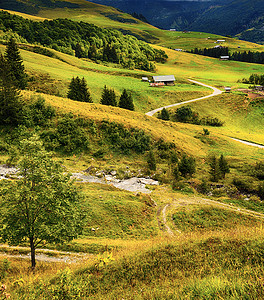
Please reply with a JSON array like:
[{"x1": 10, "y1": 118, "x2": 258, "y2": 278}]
[
  {"x1": 10, "y1": 231, "x2": 264, "y2": 299},
  {"x1": 171, "y1": 205, "x2": 263, "y2": 232},
  {"x1": 79, "y1": 183, "x2": 157, "y2": 239}
]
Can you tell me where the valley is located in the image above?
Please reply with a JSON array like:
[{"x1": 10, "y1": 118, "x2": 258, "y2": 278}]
[{"x1": 0, "y1": 1, "x2": 264, "y2": 299}]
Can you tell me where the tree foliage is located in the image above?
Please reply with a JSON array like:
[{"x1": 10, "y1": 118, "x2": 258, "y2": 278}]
[
  {"x1": 158, "y1": 108, "x2": 170, "y2": 121},
  {"x1": 0, "y1": 54, "x2": 23, "y2": 126},
  {"x1": 0, "y1": 135, "x2": 84, "y2": 269},
  {"x1": 100, "y1": 86, "x2": 117, "y2": 107},
  {"x1": 67, "y1": 76, "x2": 93, "y2": 103},
  {"x1": 178, "y1": 154, "x2": 196, "y2": 178},
  {"x1": 118, "y1": 89, "x2": 134, "y2": 111},
  {"x1": 5, "y1": 37, "x2": 27, "y2": 89},
  {"x1": 0, "y1": 10, "x2": 167, "y2": 71}
]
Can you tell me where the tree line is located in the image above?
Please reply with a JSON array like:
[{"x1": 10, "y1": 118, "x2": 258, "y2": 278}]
[
  {"x1": 0, "y1": 10, "x2": 167, "y2": 71},
  {"x1": 67, "y1": 77, "x2": 135, "y2": 111},
  {"x1": 241, "y1": 73, "x2": 264, "y2": 86},
  {"x1": 190, "y1": 46, "x2": 264, "y2": 64}
]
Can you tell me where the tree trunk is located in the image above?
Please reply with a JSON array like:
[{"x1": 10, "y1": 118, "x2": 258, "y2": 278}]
[{"x1": 30, "y1": 237, "x2": 36, "y2": 270}]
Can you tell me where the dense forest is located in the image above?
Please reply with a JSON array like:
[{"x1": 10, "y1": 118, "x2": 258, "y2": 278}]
[
  {"x1": 0, "y1": 11, "x2": 167, "y2": 71},
  {"x1": 190, "y1": 47, "x2": 264, "y2": 64}
]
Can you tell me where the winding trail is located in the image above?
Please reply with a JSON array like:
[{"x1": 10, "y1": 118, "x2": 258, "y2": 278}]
[
  {"x1": 158, "y1": 196, "x2": 264, "y2": 236},
  {"x1": 145, "y1": 79, "x2": 223, "y2": 117}
]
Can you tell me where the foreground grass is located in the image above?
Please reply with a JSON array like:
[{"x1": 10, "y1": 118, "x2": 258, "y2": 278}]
[{"x1": 5, "y1": 226, "x2": 264, "y2": 299}]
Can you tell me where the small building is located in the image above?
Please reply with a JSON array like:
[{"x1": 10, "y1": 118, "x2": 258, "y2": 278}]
[
  {"x1": 153, "y1": 75, "x2": 175, "y2": 86},
  {"x1": 255, "y1": 85, "x2": 264, "y2": 91},
  {"x1": 150, "y1": 82, "x2": 165, "y2": 87},
  {"x1": 174, "y1": 48, "x2": 183, "y2": 52},
  {"x1": 220, "y1": 56, "x2": 230, "y2": 60},
  {"x1": 224, "y1": 87, "x2": 231, "y2": 92},
  {"x1": 142, "y1": 77, "x2": 149, "y2": 82},
  {"x1": 217, "y1": 39, "x2": 226, "y2": 43}
]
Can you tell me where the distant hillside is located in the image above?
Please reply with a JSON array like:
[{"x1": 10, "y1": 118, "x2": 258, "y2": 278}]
[{"x1": 88, "y1": 0, "x2": 264, "y2": 43}]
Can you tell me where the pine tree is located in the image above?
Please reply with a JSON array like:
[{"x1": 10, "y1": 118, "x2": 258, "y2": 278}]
[
  {"x1": 80, "y1": 77, "x2": 92, "y2": 103},
  {"x1": 179, "y1": 154, "x2": 196, "y2": 178},
  {"x1": 147, "y1": 150, "x2": 156, "y2": 171},
  {"x1": 100, "y1": 86, "x2": 117, "y2": 106},
  {"x1": 67, "y1": 77, "x2": 78, "y2": 100},
  {"x1": 119, "y1": 89, "x2": 134, "y2": 111},
  {"x1": 209, "y1": 154, "x2": 221, "y2": 182},
  {"x1": 0, "y1": 54, "x2": 23, "y2": 125},
  {"x1": 219, "y1": 154, "x2": 230, "y2": 179},
  {"x1": 5, "y1": 37, "x2": 27, "y2": 89}
]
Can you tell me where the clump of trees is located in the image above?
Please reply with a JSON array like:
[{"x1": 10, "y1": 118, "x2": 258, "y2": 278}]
[
  {"x1": 100, "y1": 85, "x2": 117, "y2": 107},
  {"x1": 241, "y1": 74, "x2": 264, "y2": 86},
  {"x1": 99, "y1": 86, "x2": 135, "y2": 110},
  {"x1": 0, "y1": 10, "x2": 168, "y2": 71},
  {"x1": 67, "y1": 76, "x2": 93, "y2": 103},
  {"x1": 209, "y1": 154, "x2": 230, "y2": 182},
  {"x1": 158, "y1": 106, "x2": 224, "y2": 127}
]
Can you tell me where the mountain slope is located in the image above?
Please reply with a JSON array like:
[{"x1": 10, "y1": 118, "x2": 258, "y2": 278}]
[{"x1": 88, "y1": 0, "x2": 264, "y2": 43}]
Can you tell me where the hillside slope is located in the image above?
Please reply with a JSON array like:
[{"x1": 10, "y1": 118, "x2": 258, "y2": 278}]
[{"x1": 89, "y1": 0, "x2": 264, "y2": 43}]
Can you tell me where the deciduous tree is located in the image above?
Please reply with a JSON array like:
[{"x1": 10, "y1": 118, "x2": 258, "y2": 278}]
[{"x1": 0, "y1": 135, "x2": 84, "y2": 269}]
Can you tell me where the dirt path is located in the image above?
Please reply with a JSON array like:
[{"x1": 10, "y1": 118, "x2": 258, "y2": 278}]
[
  {"x1": 230, "y1": 137, "x2": 264, "y2": 149},
  {"x1": 0, "y1": 244, "x2": 92, "y2": 263},
  {"x1": 145, "y1": 79, "x2": 223, "y2": 117},
  {"x1": 158, "y1": 196, "x2": 264, "y2": 236}
]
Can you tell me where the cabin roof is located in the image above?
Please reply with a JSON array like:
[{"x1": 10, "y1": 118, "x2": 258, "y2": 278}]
[{"x1": 153, "y1": 75, "x2": 175, "y2": 82}]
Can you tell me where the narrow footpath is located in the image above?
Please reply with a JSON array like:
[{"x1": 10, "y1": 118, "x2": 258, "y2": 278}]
[{"x1": 145, "y1": 79, "x2": 223, "y2": 117}]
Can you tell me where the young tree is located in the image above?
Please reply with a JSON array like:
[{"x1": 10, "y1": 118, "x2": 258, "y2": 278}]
[
  {"x1": 147, "y1": 150, "x2": 156, "y2": 171},
  {"x1": 158, "y1": 108, "x2": 170, "y2": 121},
  {"x1": 0, "y1": 135, "x2": 84, "y2": 269},
  {"x1": 0, "y1": 54, "x2": 23, "y2": 125},
  {"x1": 5, "y1": 37, "x2": 27, "y2": 89},
  {"x1": 209, "y1": 154, "x2": 221, "y2": 182},
  {"x1": 219, "y1": 154, "x2": 230, "y2": 179},
  {"x1": 119, "y1": 89, "x2": 134, "y2": 111},
  {"x1": 178, "y1": 154, "x2": 196, "y2": 178},
  {"x1": 100, "y1": 85, "x2": 117, "y2": 106},
  {"x1": 80, "y1": 77, "x2": 93, "y2": 103}
]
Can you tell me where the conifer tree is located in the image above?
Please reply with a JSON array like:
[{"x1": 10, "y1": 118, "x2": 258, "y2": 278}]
[
  {"x1": 0, "y1": 54, "x2": 23, "y2": 125},
  {"x1": 100, "y1": 86, "x2": 117, "y2": 106},
  {"x1": 209, "y1": 154, "x2": 221, "y2": 182},
  {"x1": 67, "y1": 77, "x2": 78, "y2": 100},
  {"x1": 5, "y1": 37, "x2": 27, "y2": 89},
  {"x1": 179, "y1": 154, "x2": 196, "y2": 178},
  {"x1": 219, "y1": 154, "x2": 230, "y2": 179},
  {"x1": 119, "y1": 89, "x2": 134, "y2": 111},
  {"x1": 80, "y1": 77, "x2": 92, "y2": 103},
  {"x1": 147, "y1": 150, "x2": 156, "y2": 171}
]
